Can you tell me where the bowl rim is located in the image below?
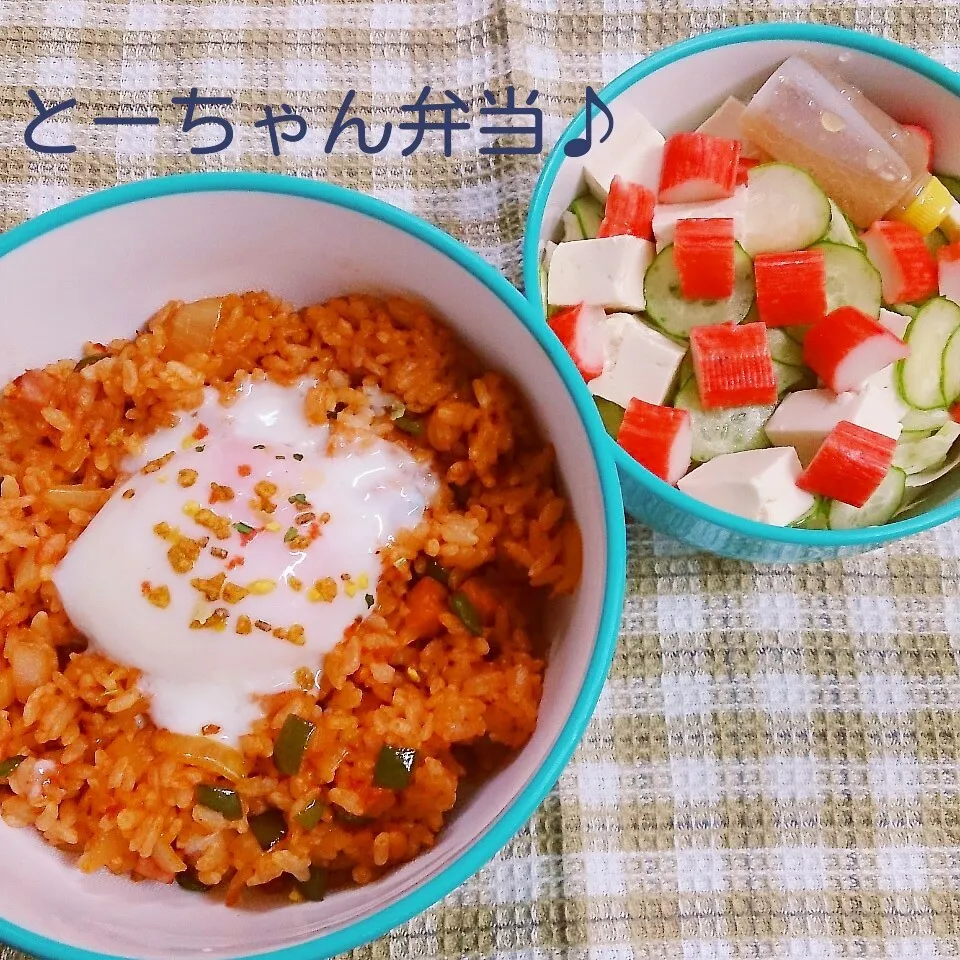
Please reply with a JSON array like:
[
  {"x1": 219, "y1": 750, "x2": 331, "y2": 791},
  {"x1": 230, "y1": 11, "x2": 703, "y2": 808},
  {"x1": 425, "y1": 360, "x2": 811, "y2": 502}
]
[
  {"x1": 0, "y1": 171, "x2": 628, "y2": 960},
  {"x1": 522, "y1": 22, "x2": 960, "y2": 549}
]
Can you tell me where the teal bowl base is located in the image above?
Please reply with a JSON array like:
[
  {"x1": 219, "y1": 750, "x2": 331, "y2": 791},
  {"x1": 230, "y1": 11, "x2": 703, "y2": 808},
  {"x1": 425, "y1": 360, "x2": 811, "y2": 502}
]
[{"x1": 616, "y1": 458, "x2": 883, "y2": 564}]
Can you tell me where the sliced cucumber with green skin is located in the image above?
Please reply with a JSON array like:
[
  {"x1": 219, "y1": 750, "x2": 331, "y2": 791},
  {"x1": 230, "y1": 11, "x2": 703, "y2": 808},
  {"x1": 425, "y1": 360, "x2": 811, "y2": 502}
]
[
  {"x1": 906, "y1": 443, "x2": 960, "y2": 487},
  {"x1": 791, "y1": 498, "x2": 829, "y2": 529},
  {"x1": 644, "y1": 242, "x2": 755, "y2": 338},
  {"x1": 892, "y1": 421, "x2": 960, "y2": 474},
  {"x1": 925, "y1": 228, "x2": 950, "y2": 259},
  {"x1": 811, "y1": 241, "x2": 882, "y2": 318},
  {"x1": 675, "y1": 353, "x2": 694, "y2": 393},
  {"x1": 569, "y1": 195, "x2": 604, "y2": 240},
  {"x1": 943, "y1": 325, "x2": 960, "y2": 406},
  {"x1": 674, "y1": 378, "x2": 775, "y2": 462},
  {"x1": 594, "y1": 396, "x2": 625, "y2": 439},
  {"x1": 900, "y1": 428, "x2": 941, "y2": 442},
  {"x1": 774, "y1": 360, "x2": 816, "y2": 395},
  {"x1": 783, "y1": 324, "x2": 811, "y2": 345},
  {"x1": 561, "y1": 210, "x2": 585, "y2": 242},
  {"x1": 890, "y1": 302, "x2": 920, "y2": 320},
  {"x1": 898, "y1": 297, "x2": 960, "y2": 409},
  {"x1": 824, "y1": 199, "x2": 864, "y2": 250},
  {"x1": 901, "y1": 407, "x2": 950, "y2": 432},
  {"x1": 767, "y1": 328, "x2": 805, "y2": 367},
  {"x1": 828, "y1": 467, "x2": 907, "y2": 530},
  {"x1": 742, "y1": 163, "x2": 832, "y2": 256}
]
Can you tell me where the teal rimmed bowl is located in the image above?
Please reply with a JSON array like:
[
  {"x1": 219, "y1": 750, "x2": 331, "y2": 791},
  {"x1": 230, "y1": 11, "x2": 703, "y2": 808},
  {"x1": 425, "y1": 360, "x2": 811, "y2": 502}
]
[
  {"x1": 523, "y1": 23, "x2": 960, "y2": 563},
  {"x1": 0, "y1": 172, "x2": 626, "y2": 960}
]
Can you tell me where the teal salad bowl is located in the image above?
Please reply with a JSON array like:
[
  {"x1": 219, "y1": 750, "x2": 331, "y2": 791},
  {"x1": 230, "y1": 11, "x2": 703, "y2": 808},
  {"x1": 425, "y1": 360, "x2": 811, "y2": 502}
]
[{"x1": 523, "y1": 23, "x2": 960, "y2": 563}]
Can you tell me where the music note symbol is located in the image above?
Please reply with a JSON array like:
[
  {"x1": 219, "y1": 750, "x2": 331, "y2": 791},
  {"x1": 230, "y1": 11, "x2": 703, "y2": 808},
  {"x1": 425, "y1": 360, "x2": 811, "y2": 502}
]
[{"x1": 564, "y1": 86, "x2": 614, "y2": 158}]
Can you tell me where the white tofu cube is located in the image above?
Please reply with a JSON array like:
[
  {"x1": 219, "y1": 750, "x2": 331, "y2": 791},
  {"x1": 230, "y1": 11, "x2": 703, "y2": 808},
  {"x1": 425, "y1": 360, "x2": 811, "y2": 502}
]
[
  {"x1": 547, "y1": 236, "x2": 654, "y2": 312},
  {"x1": 587, "y1": 313, "x2": 686, "y2": 409},
  {"x1": 677, "y1": 447, "x2": 815, "y2": 526},
  {"x1": 582, "y1": 106, "x2": 665, "y2": 201},
  {"x1": 763, "y1": 387, "x2": 903, "y2": 466},
  {"x1": 696, "y1": 96, "x2": 768, "y2": 160},
  {"x1": 878, "y1": 307, "x2": 911, "y2": 339},
  {"x1": 939, "y1": 250, "x2": 960, "y2": 306},
  {"x1": 652, "y1": 186, "x2": 749, "y2": 250},
  {"x1": 940, "y1": 198, "x2": 960, "y2": 243}
]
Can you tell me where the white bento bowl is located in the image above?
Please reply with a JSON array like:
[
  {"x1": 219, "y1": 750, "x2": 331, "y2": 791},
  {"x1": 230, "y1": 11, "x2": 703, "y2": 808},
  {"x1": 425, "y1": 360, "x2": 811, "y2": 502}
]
[
  {"x1": 523, "y1": 23, "x2": 960, "y2": 564},
  {"x1": 0, "y1": 173, "x2": 626, "y2": 960}
]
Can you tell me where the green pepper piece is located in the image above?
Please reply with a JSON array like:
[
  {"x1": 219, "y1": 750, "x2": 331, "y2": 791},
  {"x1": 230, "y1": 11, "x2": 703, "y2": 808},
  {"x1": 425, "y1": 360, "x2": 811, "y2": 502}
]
[
  {"x1": 274, "y1": 714, "x2": 316, "y2": 776},
  {"x1": 195, "y1": 784, "x2": 243, "y2": 820},
  {"x1": 74, "y1": 353, "x2": 108, "y2": 372},
  {"x1": 295, "y1": 798, "x2": 325, "y2": 830},
  {"x1": 394, "y1": 414, "x2": 424, "y2": 436},
  {"x1": 593, "y1": 397, "x2": 625, "y2": 439},
  {"x1": 373, "y1": 745, "x2": 417, "y2": 790},
  {"x1": 0, "y1": 755, "x2": 26, "y2": 780},
  {"x1": 249, "y1": 808, "x2": 288, "y2": 851},
  {"x1": 331, "y1": 804, "x2": 371, "y2": 826},
  {"x1": 424, "y1": 558, "x2": 450, "y2": 585},
  {"x1": 297, "y1": 865, "x2": 327, "y2": 902},
  {"x1": 449, "y1": 591, "x2": 483, "y2": 636},
  {"x1": 175, "y1": 868, "x2": 211, "y2": 892},
  {"x1": 233, "y1": 521, "x2": 254, "y2": 535}
]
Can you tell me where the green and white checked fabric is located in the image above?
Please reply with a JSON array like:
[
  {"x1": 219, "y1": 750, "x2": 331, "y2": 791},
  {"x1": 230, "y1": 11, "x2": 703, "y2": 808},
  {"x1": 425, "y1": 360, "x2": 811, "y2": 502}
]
[{"x1": 4, "y1": 1, "x2": 960, "y2": 957}]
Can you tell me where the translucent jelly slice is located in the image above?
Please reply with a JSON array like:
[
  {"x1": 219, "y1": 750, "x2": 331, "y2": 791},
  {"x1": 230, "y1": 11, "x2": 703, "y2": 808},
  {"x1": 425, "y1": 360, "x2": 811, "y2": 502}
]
[{"x1": 740, "y1": 55, "x2": 929, "y2": 228}]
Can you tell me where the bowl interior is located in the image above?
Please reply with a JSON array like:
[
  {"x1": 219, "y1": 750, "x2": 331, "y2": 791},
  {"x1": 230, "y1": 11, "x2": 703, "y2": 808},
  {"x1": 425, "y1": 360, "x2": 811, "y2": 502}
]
[
  {"x1": 0, "y1": 182, "x2": 616, "y2": 960},
  {"x1": 529, "y1": 30, "x2": 960, "y2": 541}
]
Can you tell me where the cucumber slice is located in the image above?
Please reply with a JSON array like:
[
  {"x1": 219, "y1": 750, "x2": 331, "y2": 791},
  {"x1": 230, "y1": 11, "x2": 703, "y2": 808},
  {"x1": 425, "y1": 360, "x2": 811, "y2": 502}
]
[
  {"x1": 674, "y1": 378, "x2": 775, "y2": 462},
  {"x1": 824, "y1": 199, "x2": 864, "y2": 250},
  {"x1": 644, "y1": 242, "x2": 755, "y2": 338},
  {"x1": 892, "y1": 421, "x2": 960, "y2": 474},
  {"x1": 561, "y1": 210, "x2": 585, "y2": 242},
  {"x1": 905, "y1": 443, "x2": 960, "y2": 487},
  {"x1": 539, "y1": 257, "x2": 549, "y2": 317},
  {"x1": 926, "y1": 228, "x2": 950, "y2": 259},
  {"x1": 774, "y1": 360, "x2": 815, "y2": 395},
  {"x1": 811, "y1": 241, "x2": 882, "y2": 318},
  {"x1": 570, "y1": 195, "x2": 604, "y2": 240},
  {"x1": 784, "y1": 324, "x2": 811, "y2": 345},
  {"x1": 943, "y1": 325, "x2": 960, "y2": 406},
  {"x1": 792, "y1": 497, "x2": 829, "y2": 529},
  {"x1": 898, "y1": 297, "x2": 960, "y2": 409},
  {"x1": 767, "y1": 328, "x2": 805, "y2": 367},
  {"x1": 676, "y1": 353, "x2": 694, "y2": 392},
  {"x1": 593, "y1": 396, "x2": 625, "y2": 439},
  {"x1": 890, "y1": 302, "x2": 920, "y2": 320},
  {"x1": 790, "y1": 496, "x2": 826, "y2": 529},
  {"x1": 742, "y1": 163, "x2": 832, "y2": 256},
  {"x1": 901, "y1": 407, "x2": 950, "y2": 432},
  {"x1": 827, "y1": 467, "x2": 907, "y2": 530}
]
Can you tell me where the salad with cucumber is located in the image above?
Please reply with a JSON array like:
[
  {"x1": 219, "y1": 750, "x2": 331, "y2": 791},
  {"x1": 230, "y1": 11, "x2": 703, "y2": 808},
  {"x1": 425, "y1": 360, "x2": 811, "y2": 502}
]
[{"x1": 539, "y1": 54, "x2": 960, "y2": 531}]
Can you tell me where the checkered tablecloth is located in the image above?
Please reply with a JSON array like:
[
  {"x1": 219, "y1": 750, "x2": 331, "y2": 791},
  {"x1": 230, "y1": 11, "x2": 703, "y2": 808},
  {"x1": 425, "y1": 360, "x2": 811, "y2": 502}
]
[{"x1": 4, "y1": 1, "x2": 960, "y2": 957}]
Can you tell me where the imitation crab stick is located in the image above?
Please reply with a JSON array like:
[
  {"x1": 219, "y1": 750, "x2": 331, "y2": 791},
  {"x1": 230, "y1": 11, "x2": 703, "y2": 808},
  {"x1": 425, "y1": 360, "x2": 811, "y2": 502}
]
[
  {"x1": 689, "y1": 323, "x2": 777, "y2": 409},
  {"x1": 616, "y1": 398, "x2": 693, "y2": 485},
  {"x1": 674, "y1": 218, "x2": 736, "y2": 300},
  {"x1": 797, "y1": 419, "x2": 897, "y2": 507},
  {"x1": 862, "y1": 220, "x2": 939, "y2": 304},
  {"x1": 658, "y1": 132, "x2": 741, "y2": 205},
  {"x1": 596, "y1": 176, "x2": 656, "y2": 240},
  {"x1": 547, "y1": 303, "x2": 607, "y2": 381},
  {"x1": 803, "y1": 306, "x2": 910, "y2": 394},
  {"x1": 754, "y1": 250, "x2": 828, "y2": 327}
]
